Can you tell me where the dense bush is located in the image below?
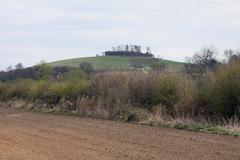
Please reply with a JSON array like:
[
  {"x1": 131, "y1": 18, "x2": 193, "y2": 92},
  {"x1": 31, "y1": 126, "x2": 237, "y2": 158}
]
[
  {"x1": 153, "y1": 73, "x2": 197, "y2": 115},
  {"x1": 0, "y1": 65, "x2": 73, "y2": 82},
  {"x1": 0, "y1": 69, "x2": 89, "y2": 103},
  {"x1": 89, "y1": 71, "x2": 131, "y2": 114},
  {"x1": 80, "y1": 62, "x2": 94, "y2": 74},
  {"x1": 89, "y1": 71, "x2": 159, "y2": 110},
  {"x1": 127, "y1": 71, "x2": 159, "y2": 108},
  {"x1": 0, "y1": 79, "x2": 35, "y2": 100},
  {"x1": 200, "y1": 62, "x2": 240, "y2": 117},
  {"x1": 46, "y1": 80, "x2": 88, "y2": 103},
  {"x1": 0, "y1": 68, "x2": 37, "y2": 81}
]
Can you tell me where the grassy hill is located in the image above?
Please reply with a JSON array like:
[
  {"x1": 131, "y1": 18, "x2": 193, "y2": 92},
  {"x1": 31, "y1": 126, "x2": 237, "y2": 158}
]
[{"x1": 49, "y1": 56, "x2": 183, "y2": 70}]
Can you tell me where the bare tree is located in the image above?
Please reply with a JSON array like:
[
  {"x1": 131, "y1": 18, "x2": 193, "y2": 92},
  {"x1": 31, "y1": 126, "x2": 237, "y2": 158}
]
[
  {"x1": 236, "y1": 49, "x2": 240, "y2": 56},
  {"x1": 6, "y1": 66, "x2": 13, "y2": 72},
  {"x1": 224, "y1": 49, "x2": 234, "y2": 62},
  {"x1": 233, "y1": 49, "x2": 240, "y2": 60},
  {"x1": 192, "y1": 45, "x2": 218, "y2": 73},
  {"x1": 185, "y1": 45, "x2": 219, "y2": 75},
  {"x1": 146, "y1": 47, "x2": 151, "y2": 54},
  {"x1": 224, "y1": 49, "x2": 240, "y2": 63}
]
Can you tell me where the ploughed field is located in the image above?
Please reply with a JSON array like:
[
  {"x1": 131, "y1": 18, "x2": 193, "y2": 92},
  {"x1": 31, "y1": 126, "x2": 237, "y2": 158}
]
[{"x1": 0, "y1": 107, "x2": 239, "y2": 160}]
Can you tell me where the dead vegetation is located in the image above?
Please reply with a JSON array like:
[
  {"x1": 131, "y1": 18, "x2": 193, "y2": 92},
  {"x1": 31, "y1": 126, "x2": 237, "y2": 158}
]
[{"x1": 0, "y1": 60, "x2": 240, "y2": 136}]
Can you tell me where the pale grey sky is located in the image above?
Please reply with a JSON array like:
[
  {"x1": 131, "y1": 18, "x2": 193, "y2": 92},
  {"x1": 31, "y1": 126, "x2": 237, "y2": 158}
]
[{"x1": 0, "y1": 0, "x2": 240, "y2": 70}]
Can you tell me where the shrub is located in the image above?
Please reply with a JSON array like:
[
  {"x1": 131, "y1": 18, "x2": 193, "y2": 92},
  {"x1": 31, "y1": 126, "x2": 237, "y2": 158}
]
[
  {"x1": 127, "y1": 71, "x2": 159, "y2": 108},
  {"x1": 62, "y1": 69, "x2": 87, "y2": 81},
  {"x1": 89, "y1": 71, "x2": 160, "y2": 110},
  {"x1": 0, "y1": 69, "x2": 89, "y2": 103},
  {"x1": 153, "y1": 73, "x2": 197, "y2": 115},
  {"x1": 89, "y1": 72, "x2": 129, "y2": 105},
  {"x1": 80, "y1": 62, "x2": 94, "y2": 74},
  {"x1": 126, "y1": 108, "x2": 150, "y2": 122},
  {"x1": 0, "y1": 82, "x2": 12, "y2": 100},
  {"x1": 34, "y1": 69, "x2": 89, "y2": 103},
  {"x1": 151, "y1": 62, "x2": 166, "y2": 72},
  {"x1": 0, "y1": 79, "x2": 36, "y2": 100},
  {"x1": 27, "y1": 80, "x2": 49, "y2": 100},
  {"x1": 46, "y1": 80, "x2": 89, "y2": 103},
  {"x1": 202, "y1": 62, "x2": 240, "y2": 117},
  {"x1": 35, "y1": 64, "x2": 53, "y2": 80}
]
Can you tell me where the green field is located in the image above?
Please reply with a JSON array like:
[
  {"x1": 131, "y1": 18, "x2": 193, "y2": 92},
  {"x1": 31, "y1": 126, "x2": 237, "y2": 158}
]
[{"x1": 49, "y1": 56, "x2": 183, "y2": 70}]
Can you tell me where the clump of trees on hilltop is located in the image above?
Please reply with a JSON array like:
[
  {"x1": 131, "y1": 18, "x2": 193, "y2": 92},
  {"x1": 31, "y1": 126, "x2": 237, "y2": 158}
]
[{"x1": 104, "y1": 44, "x2": 154, "y2": 57}]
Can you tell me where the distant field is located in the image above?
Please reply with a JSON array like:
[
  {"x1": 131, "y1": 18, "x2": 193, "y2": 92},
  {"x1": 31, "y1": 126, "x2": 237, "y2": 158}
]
[{"x1": 49, "y1": 56, "x2": 183, "y2": 70}]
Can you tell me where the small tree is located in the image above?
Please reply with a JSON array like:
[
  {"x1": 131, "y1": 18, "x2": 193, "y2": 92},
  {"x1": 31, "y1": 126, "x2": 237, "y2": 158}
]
[
  {"x1": 6, "y1": 66, "x2": 13, "y2": 72},
  {"x1": 134, "y1": 45, "x2": 140, "y2": 52},
  {"x1": 117, "y1": 46, "x2": 121, "y2": 51},
  {"x1": 146, "y1": 47, "x2": 151, "y2": 54},
  {"x1": 151, "y1": 62, "x2": 166, "y2": 72},
  {"x1": 137, "y1": 46, "x2": 142, "y2": 52},
  {"x1": 130, "y1": 45, "x2": 135, "y2": 52},
  {"x1": 35, "y1": 62, "x2": 53, "y2": 80},
  {"x1": 125, "y1": 45, "x2": 129, "y2": 52},
  {"x1": 80, "y1": 62, "x2": 94, "y2": 74},
  {"x1": 15, "y1": 63, "x2": 24, "y2": 70}
]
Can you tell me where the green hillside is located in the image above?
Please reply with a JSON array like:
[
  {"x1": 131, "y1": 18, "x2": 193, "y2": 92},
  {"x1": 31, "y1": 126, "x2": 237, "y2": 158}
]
[{"x1": 49, "y1": 56, "x2": 183, "y2": 70}]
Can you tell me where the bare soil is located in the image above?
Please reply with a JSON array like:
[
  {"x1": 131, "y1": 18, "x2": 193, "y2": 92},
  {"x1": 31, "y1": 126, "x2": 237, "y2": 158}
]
[{"x1": 0, "y1": 107, "x2": 239, "y2": 160}]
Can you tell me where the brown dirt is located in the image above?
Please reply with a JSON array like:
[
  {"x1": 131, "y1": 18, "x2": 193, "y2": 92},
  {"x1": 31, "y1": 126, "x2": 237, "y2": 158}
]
[{"x1": 0, "y1": 107, "x2": 239, "y2": 160}]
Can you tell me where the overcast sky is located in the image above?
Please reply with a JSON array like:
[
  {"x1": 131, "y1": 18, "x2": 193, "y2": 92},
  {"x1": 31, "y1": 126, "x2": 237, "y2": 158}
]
[{"x1": 0, "y1": 0, "x2": 240, "y2": 70}]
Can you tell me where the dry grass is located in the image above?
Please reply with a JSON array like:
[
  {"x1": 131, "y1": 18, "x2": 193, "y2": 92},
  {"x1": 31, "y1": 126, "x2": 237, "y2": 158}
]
[{"x1": 143, "y1": 108, "x2": 240, "y2": 137}]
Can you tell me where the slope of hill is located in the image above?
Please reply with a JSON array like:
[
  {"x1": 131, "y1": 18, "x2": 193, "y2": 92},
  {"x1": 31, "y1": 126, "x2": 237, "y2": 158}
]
[{"x1": 49, "y1": 56, "x2": 183, "y2": 70}]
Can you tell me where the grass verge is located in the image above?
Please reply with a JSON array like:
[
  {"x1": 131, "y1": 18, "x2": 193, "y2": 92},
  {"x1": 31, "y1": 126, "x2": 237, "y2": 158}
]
[
  {"x1": 26, "y1": 107, "x2": 240, "y2": 138},
  {"x1": 2, "y1": 101, "x2": 239, "y2": 138},
  {"x1": 140, "y1": 120, "x2": 240, "y2": 138}
]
